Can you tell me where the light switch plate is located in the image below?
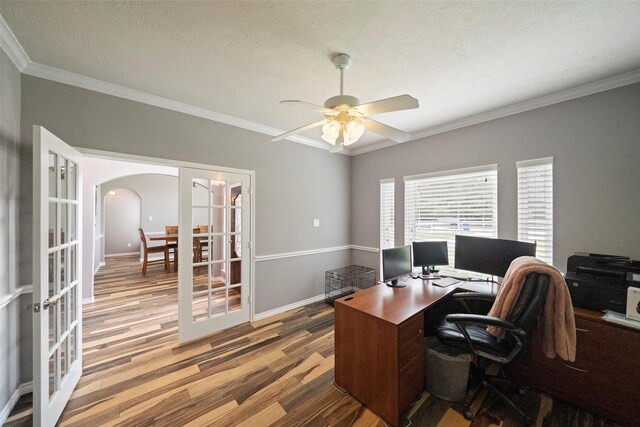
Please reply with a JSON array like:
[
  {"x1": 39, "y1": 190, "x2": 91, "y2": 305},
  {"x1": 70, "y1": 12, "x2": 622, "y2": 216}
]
[
  {"x1": 313, "y1": 219, "x2": 320, "y2": 227},
  {"x1": 148, "y1": 216, "x2": 153, "y2": 221}
]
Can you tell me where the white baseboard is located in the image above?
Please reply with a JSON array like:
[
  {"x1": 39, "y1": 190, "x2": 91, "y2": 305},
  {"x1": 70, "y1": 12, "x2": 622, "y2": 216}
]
[
  {"x1": 82, "y1": 296, "x2": 95, "y2": 305},
  {"x1": 94, "y1": 261, "x2": 105, "y2": 275},
  {"x1": 19, "y1": 382, "x2": 33, "y2": 394},
  {"x1": 253, "y1": 294, "x2": 325, "y2": 321},
  {"x1": 0, "y1": 388, "x2": 20, "y2": 425},
  {"x1": 0, "y1": 381, "x2": 33, "y2": 425},
  {"x1": 106, "y1": 252, "x2": 139, "y2": 257}
]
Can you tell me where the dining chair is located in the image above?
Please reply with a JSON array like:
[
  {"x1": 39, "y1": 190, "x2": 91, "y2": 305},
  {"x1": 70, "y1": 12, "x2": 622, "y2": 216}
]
[
  {"x1": 165, "y1": 225, "x2": 179, "y2": 271},
  {"x1": 138, "y1": 228, "x2": 170, "y2": 276},
  {"x1": 197, "y1": 225, "x2": 210, "y2": 263}
]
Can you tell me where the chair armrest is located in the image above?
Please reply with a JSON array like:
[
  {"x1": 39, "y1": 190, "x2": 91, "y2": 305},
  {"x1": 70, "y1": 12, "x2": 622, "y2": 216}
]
[{"x1": 445, "y1": 313, "x2": 526, "y2": 336}]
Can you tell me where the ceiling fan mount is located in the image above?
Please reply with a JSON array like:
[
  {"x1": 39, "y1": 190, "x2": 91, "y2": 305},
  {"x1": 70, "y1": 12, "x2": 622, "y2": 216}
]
[{"x1": 271, "y1": 53, "x2": 419, "y2": 153}]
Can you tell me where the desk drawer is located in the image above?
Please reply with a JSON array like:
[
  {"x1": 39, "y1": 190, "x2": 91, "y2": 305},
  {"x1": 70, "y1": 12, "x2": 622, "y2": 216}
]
[
  {"x1": 398, "y1": 352, "x2": 424, "y2": 413},
  {"x1": 526, "y1": 356, "x2": 640, "y2": 426},
  {"x1": 399, "y1": 333, "x2": 424, "y2": 369},
  {"x1": 574, "y1": 317, "x2": 640, "y2": 378},
  {"x1": 399, "y1": 312, "x2": 424, "y2": 346}
]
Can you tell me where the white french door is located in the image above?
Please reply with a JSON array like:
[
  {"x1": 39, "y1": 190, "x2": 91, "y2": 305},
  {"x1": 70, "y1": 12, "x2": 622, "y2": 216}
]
[
  {"x1": 178, "y1": 167, "x2": 252, "y2": 342},
  {"x1": 32, "y1": 126, "x2": 82, "y2": 426}
]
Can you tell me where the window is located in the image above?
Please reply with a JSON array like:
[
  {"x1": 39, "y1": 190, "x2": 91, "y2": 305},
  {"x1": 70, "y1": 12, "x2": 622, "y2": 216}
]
[
  {"x1": 380, "y1": 179, "x2": 395, "y2": 249},
  {"x1": 404, "y1": 165, "x2": 498, "y2": 265},
  {"x1": 517, "y1": 157, "x2": 553, "y2": 264}
]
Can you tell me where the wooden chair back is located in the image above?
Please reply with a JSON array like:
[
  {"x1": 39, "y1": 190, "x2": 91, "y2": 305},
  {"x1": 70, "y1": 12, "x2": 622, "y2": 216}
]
[
  {"x1": 138, "y1": 228, "x2": 148, "y2": 251},
  {"x1": 165, "y1": 225, "x2": 178, "y2": 244}
]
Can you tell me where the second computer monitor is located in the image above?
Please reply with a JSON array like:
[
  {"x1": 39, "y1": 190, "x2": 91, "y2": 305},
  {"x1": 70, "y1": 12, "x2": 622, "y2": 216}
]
[{"x1": 412, "y1": 241, "x2": 449, "y2": 276}]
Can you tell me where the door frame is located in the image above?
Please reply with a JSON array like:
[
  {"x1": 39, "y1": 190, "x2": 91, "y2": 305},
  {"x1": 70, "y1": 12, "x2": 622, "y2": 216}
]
[{"x1": 78, "y1": 147, "x2": 257, "y2": 323}]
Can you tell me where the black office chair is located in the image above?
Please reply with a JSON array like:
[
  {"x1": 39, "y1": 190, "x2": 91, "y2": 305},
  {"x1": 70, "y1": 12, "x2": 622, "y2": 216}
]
[{"x1": 435, "y1": 272, "x2": 550, "y2": 426}]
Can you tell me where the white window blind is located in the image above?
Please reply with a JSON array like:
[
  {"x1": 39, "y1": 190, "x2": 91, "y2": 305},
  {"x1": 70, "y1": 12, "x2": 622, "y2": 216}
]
[
  {"x1": 380, "y1": 179, "x2": 395, "y2": 249},
  {"x1": 517, "y1": 157, "x2": 553, "y2": 264},
  {"x1": 404, "y1": 165, "x2": 498, "y2": 264}
]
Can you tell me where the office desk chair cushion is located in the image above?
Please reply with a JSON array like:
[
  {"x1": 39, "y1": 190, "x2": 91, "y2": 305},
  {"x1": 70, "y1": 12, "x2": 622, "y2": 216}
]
[{"x1": 437, "y1": 317, "x2": 514, "y2": 357}]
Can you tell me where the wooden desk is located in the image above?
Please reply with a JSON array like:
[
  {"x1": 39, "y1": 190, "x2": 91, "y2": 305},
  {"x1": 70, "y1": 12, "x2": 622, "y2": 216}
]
[
  {"x1": 334, "y1": 278, "x2": 490, "y2": 426},
  {"x1": 510, "y1": 307, "x2": 640, "y2": 426}
]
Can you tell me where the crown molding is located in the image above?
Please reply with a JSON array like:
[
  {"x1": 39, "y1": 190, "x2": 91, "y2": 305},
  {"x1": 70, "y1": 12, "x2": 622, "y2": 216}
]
[
  {"x1": 350, "y1": 68, "x2": 640, "y2": 156},
  {"x1": 4, "y1": 13, "x2": 639, "y2": 158},
  {"x1": 0, "y1": 14, "x2": 30, "y2": 71},
  {"x1": 22, "y1": 62, "x2": 343, "y2": 152},
  {"x1": 349, "y1": 139, "x2": 399, "y2": 156}
]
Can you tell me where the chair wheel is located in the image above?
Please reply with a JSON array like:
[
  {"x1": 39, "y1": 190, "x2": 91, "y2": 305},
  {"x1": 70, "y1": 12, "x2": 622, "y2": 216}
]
[{"x1": 463, "y1": 409, "x2": 473, "y2": 420}]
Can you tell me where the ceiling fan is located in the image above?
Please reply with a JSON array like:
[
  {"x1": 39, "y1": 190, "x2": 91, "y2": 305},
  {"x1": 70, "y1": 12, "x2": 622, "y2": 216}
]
[{"x1": 271, "y1": 54, "x2": 419, "y2": 153}]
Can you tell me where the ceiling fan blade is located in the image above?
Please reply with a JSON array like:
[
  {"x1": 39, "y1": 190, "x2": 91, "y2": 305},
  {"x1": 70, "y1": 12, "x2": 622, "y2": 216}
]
[
  {"x1": 270, "y1": 119, "x2": 330, "y2": 142},
  {"x1": 355, "y1": 95, "x2": 419, "y2": 116},
  {"x1": 361, "y1": 117, "x2": 412, "y2": 143},
  {"x1": 280, "y1": 100, "x2": 335, "y2": 114}
]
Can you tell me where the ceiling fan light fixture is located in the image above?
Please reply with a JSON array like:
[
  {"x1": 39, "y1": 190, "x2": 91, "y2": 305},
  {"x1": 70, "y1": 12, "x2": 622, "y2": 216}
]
[
  {"x1": 321, "y1": 120, "x2": 340, "y2": 145},
  {"x1": 343, "y1": 120, "x2": 365, "y2": 146}
]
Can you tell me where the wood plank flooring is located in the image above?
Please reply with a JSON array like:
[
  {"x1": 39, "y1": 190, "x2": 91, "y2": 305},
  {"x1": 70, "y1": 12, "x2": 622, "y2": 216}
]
[{"x1": 5, "y1": 256, "x2": 621, "y2": 426}]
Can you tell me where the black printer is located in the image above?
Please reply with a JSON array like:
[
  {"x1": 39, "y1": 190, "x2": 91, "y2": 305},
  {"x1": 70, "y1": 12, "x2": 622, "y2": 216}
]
[{"x1": 565, "y1": 252, "x2": 640, "y2": 313}]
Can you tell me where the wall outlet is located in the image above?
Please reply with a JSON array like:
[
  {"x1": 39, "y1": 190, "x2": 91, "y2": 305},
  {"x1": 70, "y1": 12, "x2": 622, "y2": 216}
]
[
  {"x1": 148, "y1": 216, "x2": 153, "y2": 221},
  {"x1": 127, "y1": 243, "x2": 132, "y2": 248},
  {"x1": 313, "y1": 219, "x2": 320, "y2": 227}
]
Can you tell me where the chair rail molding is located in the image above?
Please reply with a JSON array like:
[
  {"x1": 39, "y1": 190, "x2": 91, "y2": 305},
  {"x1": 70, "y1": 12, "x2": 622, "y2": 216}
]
[{"x1": 255, "y1": 245, "x2": 379, "y2": 262}]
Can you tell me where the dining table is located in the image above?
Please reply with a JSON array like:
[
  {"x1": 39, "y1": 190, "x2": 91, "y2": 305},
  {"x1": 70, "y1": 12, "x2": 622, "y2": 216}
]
[
  {"x1": 149, "y1": 232, "x2": 206, "y2": 271},
  {"x1": 149, "y1": 233, "x2": 179, "y2": 271}
]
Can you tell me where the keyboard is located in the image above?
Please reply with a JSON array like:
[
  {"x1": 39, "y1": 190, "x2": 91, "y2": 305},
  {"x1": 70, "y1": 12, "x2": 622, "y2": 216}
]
[{"x1": 432, "y1": 277, "x2": 460, "y2": 288}]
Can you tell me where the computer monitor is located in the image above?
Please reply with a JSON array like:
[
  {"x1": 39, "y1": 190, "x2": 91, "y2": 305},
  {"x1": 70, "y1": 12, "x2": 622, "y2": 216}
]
[
  {"x1": 412, "y1": 241, "x2": 448, "y2": 276},
  {"x1": 382, "y1": 245, "x2": 412, "y2": 287},
  {"x1": 454, "y1": 235, "x2": 536, "y2": 278}
]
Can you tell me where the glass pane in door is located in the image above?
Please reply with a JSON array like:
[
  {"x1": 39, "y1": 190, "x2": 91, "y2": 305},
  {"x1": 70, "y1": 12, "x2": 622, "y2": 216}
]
[
  {"x1": 68, "y1": 161, "x2": 77, "y2": 200},
  {"x1": 48, "y1": 152, "x2": 57, "y2": 198},
  {"x1": 60, "y1": 157, "x2": 68, "y2": 200}
]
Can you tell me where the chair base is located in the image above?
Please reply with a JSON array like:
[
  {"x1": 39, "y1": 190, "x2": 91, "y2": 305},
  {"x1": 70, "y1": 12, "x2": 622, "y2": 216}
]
[{"x1": 461, "y1": 367, "x2": 534, "y2": 427}]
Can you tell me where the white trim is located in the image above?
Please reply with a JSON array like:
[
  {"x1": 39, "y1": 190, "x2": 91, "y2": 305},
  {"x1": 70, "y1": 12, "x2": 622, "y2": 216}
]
[
  {"x1": 5, "y1": 14, "x2": 638, "y2": 158},
  {"x1": 255, "y1": 245, "x2": 352, "y2": 262},
  {"x1": 105, "y1": 252, "x2": 139, "y2": 257},
  {"x1": 94, "y1": 261, "x2": 105, "y2": 275},
  {"x1": 20, "y1": 381, "x2": 33, "y2": 394},
  {"x1": 404, "y1": 163, "x2": 498, "y2": 182},
  {"x1": 379, "y1": 177, "x2": 395, "y2": 184},
  {"x1": 21, "y1": 62, "x2": 340, "y2": 154},
  {"x1": 349, "y1": 68, "x2": 640, "y2": 156},
  {"x1": 349, "y1": 140, "x2": 398, "y2": 156},
  {"x1": 0, "y1": 285, "x2": 33, "y2": 309},
  {"x1": 0, "y1": 388, "x2": 20, "y2": 425},
  {"x1": 0, "y1": 382, "x2": 34, "y2": 425},
  {"x1": 82, "y1": 297, "x2": 95, "y2": 305},
  {"x1": 20, "y1": 285, "x2": 34, "y2": 294},
  {"x1": 0, "y1": 289, "x2": 22, "y2": 310},
  {"x1": 0, "y1": 15, "x2": 30, "y2": 71},
  {"x1": 254, "y1": 244, "x2": 379, "y2": 262},
  {"x1": 79, "y1": 147, "x2": 256, "y2": 175},
  {"x1": 516, "y1": 157, "x2": 554, "y2": 168},
  {"x1": 253, "y1": 294, "x2": 325, "y2": 321},
  {"x1": 350, "y1": 245, "x2": 380, "y2": 253}
]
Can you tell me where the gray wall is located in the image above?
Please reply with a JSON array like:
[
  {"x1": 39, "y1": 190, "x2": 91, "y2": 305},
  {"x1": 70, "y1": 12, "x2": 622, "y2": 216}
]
[
  {"x1": 0, "y1": 49, "x2": 28, "y2": 417},
  {"x1": 20, "y1": 75, "x2": 352, "y2": 314},
  {"x1": 103, "y1": 187, "x2": 142, "y2": 254},
  {"x1": 351, "y1": 83, "x2": 640, "y2": 272},
  {"x1": 101, "y1": 174, "x2": 179, "y2": 255}
]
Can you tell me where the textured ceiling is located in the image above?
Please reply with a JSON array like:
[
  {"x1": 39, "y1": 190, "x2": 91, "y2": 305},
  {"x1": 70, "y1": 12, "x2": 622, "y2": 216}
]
[{"x1": 2, "y1": 1, "x2": 640, "y2": 151}]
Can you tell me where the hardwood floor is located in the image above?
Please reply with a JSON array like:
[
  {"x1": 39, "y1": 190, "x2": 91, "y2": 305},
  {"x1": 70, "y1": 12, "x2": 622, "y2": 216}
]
[{"x1": 4, "y1": 256, "x2": 621, "y2": 426}]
